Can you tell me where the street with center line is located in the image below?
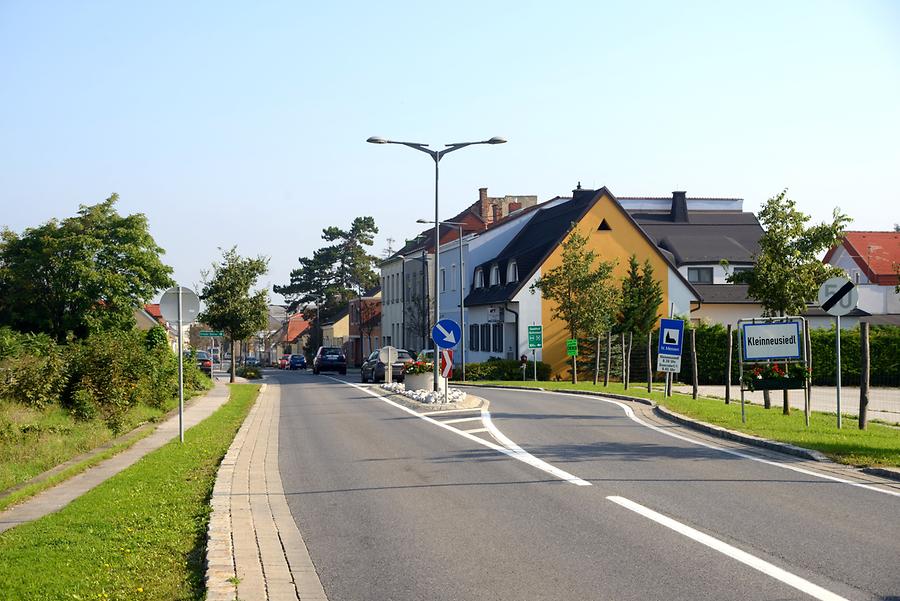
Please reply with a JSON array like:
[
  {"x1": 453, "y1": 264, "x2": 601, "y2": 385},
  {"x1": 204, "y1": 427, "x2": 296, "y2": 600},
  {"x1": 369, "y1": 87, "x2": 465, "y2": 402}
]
[{"x1": 272, "y1": 370, "x2": 899, "y2": 601}]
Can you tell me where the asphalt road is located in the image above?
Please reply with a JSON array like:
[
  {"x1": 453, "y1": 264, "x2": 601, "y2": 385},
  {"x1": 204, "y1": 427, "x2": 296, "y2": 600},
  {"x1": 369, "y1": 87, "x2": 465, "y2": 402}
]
[{"x1": 275, "y1": 370, "x2": 900, "y2": 601}]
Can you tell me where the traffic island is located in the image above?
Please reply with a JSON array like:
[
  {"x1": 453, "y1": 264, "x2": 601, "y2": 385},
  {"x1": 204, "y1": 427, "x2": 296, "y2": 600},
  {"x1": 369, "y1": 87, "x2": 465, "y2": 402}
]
[{"x1": 379, "y1": 382, "x2": 486, "y2": 412}]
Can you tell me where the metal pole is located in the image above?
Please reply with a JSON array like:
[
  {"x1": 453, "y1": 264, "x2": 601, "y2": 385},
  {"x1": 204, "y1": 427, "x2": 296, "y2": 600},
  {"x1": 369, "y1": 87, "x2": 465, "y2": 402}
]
[
  {"x1": 458, "y1": 224, "x2": 466, "y2": 381},
  {"x1": 738, "y1": 321, "x2": 745, "y2": 424},
  {"x1": 433, "y1": 157, "x2": 440, "y2": 393},
  {"x1": 836, "y1": 314, "x2": 842, "y2": 428},
  {"x1": 177, "y1": 286, "x2": 184, "y2": 443},
  {"x1": 533, "y1": 348, "x2": 537, "y2": 381}
]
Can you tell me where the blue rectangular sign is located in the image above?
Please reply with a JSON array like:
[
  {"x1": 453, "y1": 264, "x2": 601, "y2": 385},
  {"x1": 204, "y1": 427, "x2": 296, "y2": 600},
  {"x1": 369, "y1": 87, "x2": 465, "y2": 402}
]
[{"x1": 658, "y1": 318, "x2": 685, "y2": 357}]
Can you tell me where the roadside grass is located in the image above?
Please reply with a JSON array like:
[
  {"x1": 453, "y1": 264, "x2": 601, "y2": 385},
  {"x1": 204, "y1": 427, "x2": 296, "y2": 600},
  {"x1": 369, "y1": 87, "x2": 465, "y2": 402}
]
[
  {"x1": 0, "y1": 383, "x2": 259, "y2": 601},
  {"x1": 464, "y1": 380, "x2": 900, "y2": 467}
]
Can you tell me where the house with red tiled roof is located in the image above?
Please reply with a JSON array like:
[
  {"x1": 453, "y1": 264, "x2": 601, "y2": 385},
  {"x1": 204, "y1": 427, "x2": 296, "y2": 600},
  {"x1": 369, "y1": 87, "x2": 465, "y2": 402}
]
[{"x1": 824, "y1": 231, "x2": 900, "y2": 315}]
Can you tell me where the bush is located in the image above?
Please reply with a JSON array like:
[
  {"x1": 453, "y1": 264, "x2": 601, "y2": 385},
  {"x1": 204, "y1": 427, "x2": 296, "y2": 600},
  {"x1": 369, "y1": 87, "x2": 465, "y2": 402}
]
[
  {"x1": 0, "y1": 331, "x2": 67, "y2": 409},
  {"x1": 454, "y1": 358, "x2": 552, "y2": 381},
  {"x1": 236, "y1": 366, "x2": 262, "y2": 379}
]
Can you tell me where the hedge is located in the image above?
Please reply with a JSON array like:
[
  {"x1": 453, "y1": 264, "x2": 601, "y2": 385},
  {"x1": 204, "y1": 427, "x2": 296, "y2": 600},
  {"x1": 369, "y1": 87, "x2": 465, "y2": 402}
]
[{"x1": 452, "y1": 358, "x2": 552, "y2": 381}]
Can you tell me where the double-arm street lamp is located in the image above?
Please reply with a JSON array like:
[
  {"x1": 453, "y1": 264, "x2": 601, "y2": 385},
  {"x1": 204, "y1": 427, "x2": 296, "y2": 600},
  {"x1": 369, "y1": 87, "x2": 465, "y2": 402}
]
[
  {"x1": 367, "y1": 136, "x2": 506, "y2": 391},
  {"x1": 417, "y1": 218, "x2": 468, "y2": 381}
]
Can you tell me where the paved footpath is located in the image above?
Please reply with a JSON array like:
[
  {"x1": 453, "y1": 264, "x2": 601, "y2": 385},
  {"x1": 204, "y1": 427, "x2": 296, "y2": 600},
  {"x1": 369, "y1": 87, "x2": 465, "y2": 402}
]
[
  {"x1": 0, "y1": 380, "x2": 233, "y2": 534},
  {"x1": 206, "y1": 383, "x2": 327, "y2": 601}
]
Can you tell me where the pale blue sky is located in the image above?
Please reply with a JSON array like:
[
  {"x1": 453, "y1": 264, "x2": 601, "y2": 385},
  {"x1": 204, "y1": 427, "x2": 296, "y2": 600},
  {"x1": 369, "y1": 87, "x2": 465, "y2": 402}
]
[{"x1": 2, "y1": 1, "x2": 898, "y2": 302}]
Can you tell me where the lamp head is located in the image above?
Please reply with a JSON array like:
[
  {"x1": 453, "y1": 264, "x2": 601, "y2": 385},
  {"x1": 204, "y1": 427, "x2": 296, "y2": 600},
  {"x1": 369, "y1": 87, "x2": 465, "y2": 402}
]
[
  {"x1": 366, "y1": 136, "x2": 388, "y2": 144},
  {"x1": 416, "y1": 219, "x2": 431, "y2": 224},
  {"x1": 487, "y1": 136, "x2": 507, "y2": 145}
]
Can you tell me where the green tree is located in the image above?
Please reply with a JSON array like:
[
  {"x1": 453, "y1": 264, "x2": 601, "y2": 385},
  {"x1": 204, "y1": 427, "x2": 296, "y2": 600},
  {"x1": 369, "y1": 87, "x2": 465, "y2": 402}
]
[
  {"x1": 0, "y1": 195, "x2": 173, "y2": 341},
  {"x1": 729, "y1": 190, "x2": 850, "y2": 413},
  {"x1": 617, "y1": 256, "x2": 663, "y2": 388},
  {"x1": 198, "y1": 248, "x2": 269, "y2": 383},
  {"x1": 531, "y1": 227, "x2": 619, "y2": 383},
  {"x1": 274, "y1": 216, "x2": 379, "y2": 316}
]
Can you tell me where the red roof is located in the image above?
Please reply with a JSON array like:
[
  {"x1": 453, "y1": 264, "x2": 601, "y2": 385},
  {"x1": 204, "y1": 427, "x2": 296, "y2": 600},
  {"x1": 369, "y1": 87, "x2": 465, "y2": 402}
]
[
  {"x1": 144, "y1": 303, "x2": 166, "y2": 324},
  {"x1": 824, "y1": 231, "x2": 900, "y2": 285},
  {"x1": 286, "y1": 314, "x2": 310, "y2": 342}
]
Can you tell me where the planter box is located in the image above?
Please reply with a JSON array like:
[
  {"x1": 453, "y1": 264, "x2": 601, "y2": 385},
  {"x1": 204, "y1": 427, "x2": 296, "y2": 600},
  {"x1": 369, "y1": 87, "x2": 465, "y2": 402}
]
[
  {"x1": 404, "y1": 372, "x2": 446, "y2": 392},
  {"x1": 746, "y1": 377, "x2": 806, "y2": 391}
]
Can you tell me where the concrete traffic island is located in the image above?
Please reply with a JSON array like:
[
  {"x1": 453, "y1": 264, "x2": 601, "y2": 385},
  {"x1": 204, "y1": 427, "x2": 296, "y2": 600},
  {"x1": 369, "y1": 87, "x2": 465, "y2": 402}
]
[{"x1": 379, "y1": 382, "x2": 486, "y2": 412}]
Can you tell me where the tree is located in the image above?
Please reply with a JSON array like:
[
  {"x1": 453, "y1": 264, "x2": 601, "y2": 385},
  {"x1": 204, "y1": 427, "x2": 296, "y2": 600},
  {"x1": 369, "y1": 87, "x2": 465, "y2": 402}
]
[
  {"x1": 0, "y1": 194, "x2": 173, "y2": 341},
  {"x1": 358, "y1": 298, "x2": 380, "y2": 357},
  {"x1": 617, "y1": 256, "x2": 663, "y2": 387},
  {"x1": 531, "y1": 227, "x2": 619, "y2": 383},
  {"x1": 198, "y1": 248, "x2": 269, "y2": 383},
  {"x1": 729, "y1": 189, "x2": 850, "y2": 414}
]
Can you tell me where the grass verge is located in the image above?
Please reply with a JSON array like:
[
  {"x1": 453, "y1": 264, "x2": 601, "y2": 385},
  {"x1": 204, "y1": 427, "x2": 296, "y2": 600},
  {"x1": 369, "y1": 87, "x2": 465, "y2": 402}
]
[
  {"x1": 0, "y1": 383, "x2": 259, "y2": 601},
  {"x1": 464, "y1": 380, "x2": 900, "y2": 467}
]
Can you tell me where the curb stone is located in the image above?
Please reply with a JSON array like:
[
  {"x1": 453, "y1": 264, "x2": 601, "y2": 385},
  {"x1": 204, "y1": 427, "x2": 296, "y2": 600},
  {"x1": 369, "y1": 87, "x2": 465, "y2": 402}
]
[{"x1": 453, "y1": 382, "x2": 656, "y2": 407}]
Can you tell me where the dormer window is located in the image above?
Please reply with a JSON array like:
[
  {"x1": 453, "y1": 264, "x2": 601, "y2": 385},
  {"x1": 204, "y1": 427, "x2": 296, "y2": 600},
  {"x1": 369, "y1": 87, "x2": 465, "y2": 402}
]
[
  {"x1": 507, "y1": 260, "x2": 518, "y2": 283},
  {"x1": 474, "y1": 268, "x2": 484, "y2": 289},
  {"x1": 490, "y1": 264, "x2": 500, "y2": 286}
]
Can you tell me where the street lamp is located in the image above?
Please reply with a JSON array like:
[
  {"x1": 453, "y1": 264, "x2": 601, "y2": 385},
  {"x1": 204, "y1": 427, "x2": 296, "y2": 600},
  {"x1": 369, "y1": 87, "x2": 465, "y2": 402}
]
[
  {"x1": 368, "y1": 136, "x2": 506, "y2": 391},
  {"x1": 417, "y1": 218, "x2": 468, "y2": 381}
]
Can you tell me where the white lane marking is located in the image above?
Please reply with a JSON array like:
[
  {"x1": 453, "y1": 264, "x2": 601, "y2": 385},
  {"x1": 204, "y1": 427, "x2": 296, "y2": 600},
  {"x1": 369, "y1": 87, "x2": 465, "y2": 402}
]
[
  {"x1": 532, "y1": 389, "x2": 900, "y2": 499},
  {"x1": 327, "y1": 377, "x2": 591, "y2": 486},
  {"x1": 420, "y1": 407, "x2": 481, "y2": 416},
  {"x1": 441, "y1": 416, "x2": 483, "y2": 424},
  {"x1": 607, "y1": 495, "x2": 849, "y2": 601},
  {"x1": 463, "y1": 428, "x2": 489, "y2": 434}
]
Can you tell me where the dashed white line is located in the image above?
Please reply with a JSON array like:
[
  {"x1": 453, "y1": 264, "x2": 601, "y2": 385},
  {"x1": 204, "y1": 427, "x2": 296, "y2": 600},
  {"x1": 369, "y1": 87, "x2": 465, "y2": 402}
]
[{"x1": 607, "y1": 495, "x2": 849, "y2": 601}]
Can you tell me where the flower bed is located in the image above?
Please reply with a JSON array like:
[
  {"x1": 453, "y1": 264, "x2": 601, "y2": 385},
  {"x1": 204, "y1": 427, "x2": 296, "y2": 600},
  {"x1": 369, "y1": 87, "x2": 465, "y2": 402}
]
[
  {"x1": 741, "y1": 362, "x2": 809, "y2": 392},
  {"x1": 381, "y1": 382, "x2": 467, "y2": 405}
]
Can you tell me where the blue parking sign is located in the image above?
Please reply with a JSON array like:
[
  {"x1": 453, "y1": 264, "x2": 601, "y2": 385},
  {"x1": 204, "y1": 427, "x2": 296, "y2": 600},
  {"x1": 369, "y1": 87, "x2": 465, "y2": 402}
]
[{"x1": 657, "y1": 318, "x2": 684, "y2": 357}]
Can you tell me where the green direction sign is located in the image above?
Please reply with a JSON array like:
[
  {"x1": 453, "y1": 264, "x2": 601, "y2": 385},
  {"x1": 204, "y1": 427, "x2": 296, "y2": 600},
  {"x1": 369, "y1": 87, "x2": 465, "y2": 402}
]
[
  {"x1": 527, "y1": 325, "x2": 543, "y2": 349},
  {"x1": 566, "y1": 338, "x2": 578, "y2": 357},
  {"x1": 199, "y1": 330, "x2": 224, "y2": 337}
]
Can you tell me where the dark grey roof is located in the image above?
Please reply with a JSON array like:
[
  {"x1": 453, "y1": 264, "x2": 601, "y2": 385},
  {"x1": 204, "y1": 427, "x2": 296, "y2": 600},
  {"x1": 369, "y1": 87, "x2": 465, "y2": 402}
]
[
  {"x1": 464, "y1": 195, "x2": 595, "y2": 306},
  {"x1": 630, "y1": 210, "x2": 763, "y2": 266},
  {"x1": 693, "y1": 284, "x2": 757, "y2": 304},
  {"x1": 802, "y1": 306, "x2": 869, "y2": 318}
]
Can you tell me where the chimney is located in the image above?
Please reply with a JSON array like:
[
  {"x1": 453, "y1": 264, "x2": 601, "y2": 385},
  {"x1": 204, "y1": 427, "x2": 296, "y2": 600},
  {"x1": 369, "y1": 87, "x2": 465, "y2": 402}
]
[
  {"x1": 572, "y1": 181, "x2": 594, "y2": 201},
  {"x1": 478, "y1": 187, "x2": 491, "y2": 222},
  {"x1": 670, "y1": 191, "x2": 689, "y2": 222}
]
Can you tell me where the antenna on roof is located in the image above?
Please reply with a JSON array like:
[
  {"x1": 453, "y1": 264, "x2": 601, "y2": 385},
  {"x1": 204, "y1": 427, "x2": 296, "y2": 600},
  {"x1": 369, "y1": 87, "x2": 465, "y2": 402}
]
[{"x1": 576, "y1": 181, "x2": 582, "y2": 190}]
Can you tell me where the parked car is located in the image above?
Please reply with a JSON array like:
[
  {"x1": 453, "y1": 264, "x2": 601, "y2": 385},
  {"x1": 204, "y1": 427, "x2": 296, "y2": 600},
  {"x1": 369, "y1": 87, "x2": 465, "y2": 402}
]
[
  {"x1": 360, "y1": 349, "x2": 415, "y2": 383},
  {"x1": 313, "y1": 346, "x2": 347, "y2": 375},
  {"x1": 244, "y1": 356, "x2": 260, "y2": 367},
  {"x1": 289, "y1": 354, "x2": 307, "y2": 370},
  {"x1": 278, "y1": 354, "x2": 291, "y2": 369},
  {"x1": 195, "y1": 350, "x2": 213, "y2": 376}
]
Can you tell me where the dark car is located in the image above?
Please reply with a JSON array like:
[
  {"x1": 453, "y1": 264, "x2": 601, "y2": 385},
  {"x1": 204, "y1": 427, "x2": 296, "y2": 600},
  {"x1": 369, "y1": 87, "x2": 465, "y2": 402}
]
[
  {"x1": 360, "y1": 349, "x2": 414, "y2": 383},
  {"x1": 289, "y1": 354, "x2": 307, "y2": 370},
  {"x1": 195, "y1": 350, "x2": 212, "y2": 376},
  {"x1": 313, "y1": 346, "x2": 347, "y2": 375},
  {"x1": 244, "y1": 356, "x2": 260, "y2": 367}
]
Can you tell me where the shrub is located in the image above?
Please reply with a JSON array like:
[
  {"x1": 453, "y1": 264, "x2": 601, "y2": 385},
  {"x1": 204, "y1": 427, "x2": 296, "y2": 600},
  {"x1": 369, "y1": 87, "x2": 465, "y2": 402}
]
[
  {"x1": 0, "y1": 332, "x2": 67, "y2": 409},
  {"x1": 455, "y1": 359, "x2": 552, "y2": 381},
  {"x1": 236, "y1": 366, "x2": 261, "y2": 379}
]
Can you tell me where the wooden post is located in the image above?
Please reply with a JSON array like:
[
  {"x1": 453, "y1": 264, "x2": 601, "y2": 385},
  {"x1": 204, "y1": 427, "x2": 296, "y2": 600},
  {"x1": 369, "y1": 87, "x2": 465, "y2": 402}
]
[
  {"x1": 593, "y1": 334, "x2": 601, "y2": 386},
  {"x1": 625, "y1": 331, "x2": 633, "y2": 390},
  {"x1": 646, "y1": 330, "x2": 653, "y2": 393},
  {"x1": 805, "y1": 320, "x2": 813, "y2": 405},
  {"x1": 604, "y1": 331, "x2": 611, "y2": 387},
  {"x1": 691, "y1": 328, "x2": 698, "y2": 399},
  {"x1": 859, "y1": 321, "x2": 869, "y2": 430},
  {"x1": 620, "y1": 333, "x2": 626, "y2": 389},
  {"x1": 725, "y1": 324, "x2": 733, "y2": 404}
]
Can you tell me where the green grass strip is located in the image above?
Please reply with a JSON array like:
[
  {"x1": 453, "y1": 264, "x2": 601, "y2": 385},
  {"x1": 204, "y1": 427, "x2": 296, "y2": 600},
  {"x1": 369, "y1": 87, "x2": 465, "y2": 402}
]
[
  {"x1": 0, "y1": 383, "x2": 259, "y2": 601},
  {"x1": 466, "y1": 380, "x2": 900, "y2": 467}
]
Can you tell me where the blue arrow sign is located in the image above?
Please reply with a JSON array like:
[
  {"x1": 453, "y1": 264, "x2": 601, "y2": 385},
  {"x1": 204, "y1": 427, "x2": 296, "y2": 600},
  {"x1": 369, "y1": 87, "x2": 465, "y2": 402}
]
[
  {"x1": 657, "y1": 318, "x2": 684, "y2": 356},
  {"x1": 431, "y1": 319, "x2": 461, "y2": 349}
]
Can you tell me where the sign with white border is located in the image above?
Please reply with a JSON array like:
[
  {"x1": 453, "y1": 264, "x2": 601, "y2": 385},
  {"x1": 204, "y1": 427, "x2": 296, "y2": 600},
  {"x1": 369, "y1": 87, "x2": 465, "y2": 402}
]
[{"x1": 741, "y1": 321, "x2": 802, "y2": 361}]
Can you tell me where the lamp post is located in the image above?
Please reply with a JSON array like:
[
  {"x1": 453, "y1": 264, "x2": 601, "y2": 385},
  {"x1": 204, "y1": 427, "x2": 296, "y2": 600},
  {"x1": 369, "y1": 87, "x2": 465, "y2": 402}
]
[
  {"x1": 418, "y1": 219, "x2": 468, "y2": 381},
  {"x1": 368, "y1": 136, "x2": 505, "y2": 391}
]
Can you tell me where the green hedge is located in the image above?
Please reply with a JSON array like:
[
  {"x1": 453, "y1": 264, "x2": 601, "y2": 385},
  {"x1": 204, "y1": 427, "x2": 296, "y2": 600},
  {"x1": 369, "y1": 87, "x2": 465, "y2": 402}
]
[
  {"x1": 453, "y1": 358, "x2": 552, "y2": 381},
  {"x1": 0, "y1": 326, "x2": 211, "y2": 432}
]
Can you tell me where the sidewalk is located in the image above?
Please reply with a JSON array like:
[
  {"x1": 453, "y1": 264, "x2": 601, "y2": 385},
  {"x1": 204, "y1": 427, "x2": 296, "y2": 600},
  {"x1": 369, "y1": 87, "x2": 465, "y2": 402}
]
[
  {"x1": 206, "y1": 383, "x2": 327, "y2": 601},
  {"x1": 0, "y1": 381, "x2": 231, "y2": 534}
]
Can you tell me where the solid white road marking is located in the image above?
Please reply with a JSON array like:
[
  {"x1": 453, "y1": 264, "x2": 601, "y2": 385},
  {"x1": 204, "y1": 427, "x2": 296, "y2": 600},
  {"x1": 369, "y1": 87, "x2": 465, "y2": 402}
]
[
  {"x1": 463, "y1": 428, "x2": 489, "y2": 434},
  {"x1": 326, "y1": 377, "x2": 591, "y2": 486},
  {"x1": 420, "y1": 407, "x2": 481, "y2": 416},
  {"x1": 536, "y1": 390, "x2": 900, "y2": 499},
  {"x1": 441, "y1": 416, "x2": 483, "y2": 424},
  {"x1": 606, "y1": 495, "x2": 849, "y2": 601}
]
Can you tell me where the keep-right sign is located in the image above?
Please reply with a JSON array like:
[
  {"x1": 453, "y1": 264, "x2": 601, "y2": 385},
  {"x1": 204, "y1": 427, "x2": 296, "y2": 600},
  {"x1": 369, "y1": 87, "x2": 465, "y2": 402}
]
[{"x1": 818, "y1": 276, "x2": 858, "y2": 317}]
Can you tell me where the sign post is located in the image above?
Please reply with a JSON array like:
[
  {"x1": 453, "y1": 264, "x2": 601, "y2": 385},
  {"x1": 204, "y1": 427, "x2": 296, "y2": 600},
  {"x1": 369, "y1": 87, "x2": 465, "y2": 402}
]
[
  {"x1": 379, "y1": 346, "x2": 399, "y2": 383},
  {"x1": 440, "y1": 350, "x2": 453, "y2": 403},
  {"x1": 818, "y1": 277, "x2": 859, "y2": 428},
  {"x1": 159, "y1": 286, "x2": 200, "y2": 443},
  {"x1": 528, "y1": 325, "x2": 542, "y2": 381},
  {"x1": 737, "y1": 317, "x2": 806, "y2": 425},
  {"x1": 656, "y1": 318, "x2": 684, "y2": 397}
]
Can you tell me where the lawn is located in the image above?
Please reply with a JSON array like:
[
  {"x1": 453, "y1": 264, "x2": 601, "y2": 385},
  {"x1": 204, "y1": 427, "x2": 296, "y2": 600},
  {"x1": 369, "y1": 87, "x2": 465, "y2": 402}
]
[
  {"x1": 463, "y1": 380, "x2": 900, "y2": 467},
  {"x1": 0, "y1": 383, "x2": 259, "y2": 601}
]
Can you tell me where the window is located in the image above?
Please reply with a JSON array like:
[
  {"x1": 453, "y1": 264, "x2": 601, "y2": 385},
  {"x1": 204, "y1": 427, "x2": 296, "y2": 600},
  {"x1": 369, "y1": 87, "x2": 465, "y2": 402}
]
[
  {"x1": 732, "y1": 266, "x2": 752, "y2": 276},
  {"x1": 474, "y1": 268, "x2": 484, "y2": 289},
  {"x1": 440, "y1": 268, "x2": 446, "y2": 292},
  {"x1": 490, "y1": 264, "x2": 500, "y2": 286},
  {"x1": 507, "y1": 261, "x2": 518, "y2": 283},
  {"x1": 492, "y1": 323, "x2": 503, "y2": 352},
  {"x1": 469, "y1": 324, "x2": 479, "y2": 351},
  {"x1": 688, "y1": 267, "x2": 713, "y2": 284},
  {"x1": 481, "y1": 324, "x2": 491, "y2": 352}
]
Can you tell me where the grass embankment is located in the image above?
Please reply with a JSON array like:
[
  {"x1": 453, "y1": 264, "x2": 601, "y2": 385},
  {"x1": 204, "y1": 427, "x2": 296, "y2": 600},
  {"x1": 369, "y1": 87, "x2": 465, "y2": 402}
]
[
  {"x1": 0, "y1": 383, "x2": 259, "y2": 601},
  {"x1": 466, "y1": 380, "x2": 900, "y2": 467}
]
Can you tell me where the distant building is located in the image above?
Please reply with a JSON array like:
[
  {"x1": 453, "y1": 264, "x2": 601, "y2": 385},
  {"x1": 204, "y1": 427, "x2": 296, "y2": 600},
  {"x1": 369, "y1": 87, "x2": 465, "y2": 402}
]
[
  {"x1": 824, "y1": 231, "x2": 900, "y2": 316},
  {"x1": 348, "y1": 287, "x2": 382, "y2": 366}
]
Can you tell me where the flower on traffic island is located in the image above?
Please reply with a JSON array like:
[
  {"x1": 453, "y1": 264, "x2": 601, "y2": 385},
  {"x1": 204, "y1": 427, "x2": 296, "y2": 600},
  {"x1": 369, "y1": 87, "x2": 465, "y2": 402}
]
[{"x1": 403, "y1": 360, "x2": 434, "y2": 375}]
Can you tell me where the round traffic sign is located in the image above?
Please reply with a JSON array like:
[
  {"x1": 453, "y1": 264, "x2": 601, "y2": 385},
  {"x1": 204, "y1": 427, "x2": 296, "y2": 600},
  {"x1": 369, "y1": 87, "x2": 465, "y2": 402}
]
[
  {"x1": 378, "y1": 345, "x2": 399, "y2": 364},
  {"x1": 817, "y1": 277, "x2": 859, "y2": 317},
  {"x1": 431, "y1": 319, "x2": 461, "y2": 349},
  {"x1": 159, "y1": 286, "x2": 201, "y2": 324}
]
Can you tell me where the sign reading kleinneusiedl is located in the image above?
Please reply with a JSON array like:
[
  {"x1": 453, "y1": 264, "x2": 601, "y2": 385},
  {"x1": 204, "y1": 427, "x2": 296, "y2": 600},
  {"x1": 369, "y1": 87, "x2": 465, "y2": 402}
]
[{"x1": 741, "y1": 321, "x2": 802, "y2": 361}]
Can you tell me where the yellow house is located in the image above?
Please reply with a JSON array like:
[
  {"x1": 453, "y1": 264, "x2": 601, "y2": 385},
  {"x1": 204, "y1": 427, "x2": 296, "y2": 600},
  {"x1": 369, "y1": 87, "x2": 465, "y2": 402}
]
[
  {"x1": 320, "y1": 306, "x2": 350, "y2": 353},
  {"x1": 462, "y1": 187, "x2": 700, "y2": 378}
]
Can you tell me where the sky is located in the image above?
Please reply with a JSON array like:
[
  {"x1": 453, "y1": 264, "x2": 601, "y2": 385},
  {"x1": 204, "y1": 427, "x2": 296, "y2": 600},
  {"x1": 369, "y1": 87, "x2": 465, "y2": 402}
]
[{"x1": 1, "y1": 1, "x2": 898, "y2": 305}]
